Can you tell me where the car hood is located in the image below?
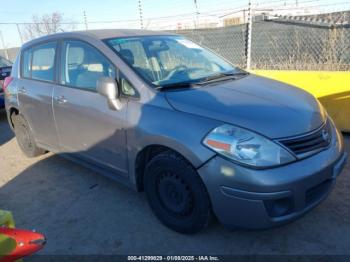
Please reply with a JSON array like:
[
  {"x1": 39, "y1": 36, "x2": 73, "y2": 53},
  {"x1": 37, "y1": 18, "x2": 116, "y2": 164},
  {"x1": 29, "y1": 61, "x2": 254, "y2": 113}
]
[{"x1": 165, "y1": 74, "x2": 326, "y2": 139}]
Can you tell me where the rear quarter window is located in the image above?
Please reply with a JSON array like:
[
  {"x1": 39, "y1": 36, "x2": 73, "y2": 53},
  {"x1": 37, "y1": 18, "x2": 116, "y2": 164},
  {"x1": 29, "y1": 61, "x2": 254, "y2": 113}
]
[{"x1": 21, "y1": 49, "x2": 32, "y2": 78}]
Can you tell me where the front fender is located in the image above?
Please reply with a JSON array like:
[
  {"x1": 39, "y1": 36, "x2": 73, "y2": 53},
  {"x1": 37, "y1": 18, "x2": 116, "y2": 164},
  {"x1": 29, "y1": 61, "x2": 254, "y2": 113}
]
[{"x1": 126, "y1": 100, "x2": 221, "y2": 189}]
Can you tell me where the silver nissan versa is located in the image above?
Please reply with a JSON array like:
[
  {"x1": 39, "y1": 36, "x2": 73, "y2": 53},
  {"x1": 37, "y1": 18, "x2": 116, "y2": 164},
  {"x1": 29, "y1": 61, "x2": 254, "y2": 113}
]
[{"x1": 4, "y1": 29, "x2": 348, "y2": 234}]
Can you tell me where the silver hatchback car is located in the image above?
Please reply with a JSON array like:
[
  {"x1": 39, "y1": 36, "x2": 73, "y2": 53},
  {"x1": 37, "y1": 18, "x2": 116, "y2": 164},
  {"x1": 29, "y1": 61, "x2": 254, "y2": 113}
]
[{"x1": 4, "y1": 29, "x2": 347, "y2": 234}]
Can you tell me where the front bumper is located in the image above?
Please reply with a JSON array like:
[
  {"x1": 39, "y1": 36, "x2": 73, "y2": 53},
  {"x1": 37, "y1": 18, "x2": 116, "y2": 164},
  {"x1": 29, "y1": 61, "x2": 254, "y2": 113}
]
[{"x1": 198, "y1": 125, "x2": 347, "y2": 229}]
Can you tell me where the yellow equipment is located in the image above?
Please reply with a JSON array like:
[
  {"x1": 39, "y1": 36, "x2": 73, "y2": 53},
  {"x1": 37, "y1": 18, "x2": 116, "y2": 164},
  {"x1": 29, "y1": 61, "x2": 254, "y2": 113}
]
[
  {"x1": 0, "y1": 210, "x2": 17, "y2": 259},
  {"x1": 253, "y1": 70, "x2": 350, "y2": 133}
]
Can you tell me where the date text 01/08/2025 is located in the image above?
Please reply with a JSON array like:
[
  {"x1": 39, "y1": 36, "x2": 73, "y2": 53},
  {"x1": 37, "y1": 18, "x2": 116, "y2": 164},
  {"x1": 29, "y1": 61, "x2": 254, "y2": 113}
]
[{"x1": 127, "y1": 256, "x2": 220, "y2": 261}]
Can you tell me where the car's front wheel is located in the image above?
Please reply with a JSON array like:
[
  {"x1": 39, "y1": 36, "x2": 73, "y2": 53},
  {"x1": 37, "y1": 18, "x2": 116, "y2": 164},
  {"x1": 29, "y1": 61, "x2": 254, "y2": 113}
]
[
  {"x1": 12, "y1": 114, "x2": 46, "y2": 157},
  {"x1": 144, "y1": 151, "x2": 211, "y2": 234}
]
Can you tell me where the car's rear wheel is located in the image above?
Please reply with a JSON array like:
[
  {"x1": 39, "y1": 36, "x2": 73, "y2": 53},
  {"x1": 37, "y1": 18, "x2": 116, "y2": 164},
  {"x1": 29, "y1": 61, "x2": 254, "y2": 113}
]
[
  {"x1": 12, "y1": 114, "x2": 46, "y2": 157},
  {"x1": 144, "y1": 151, "x2": 211, "y2": 234}
]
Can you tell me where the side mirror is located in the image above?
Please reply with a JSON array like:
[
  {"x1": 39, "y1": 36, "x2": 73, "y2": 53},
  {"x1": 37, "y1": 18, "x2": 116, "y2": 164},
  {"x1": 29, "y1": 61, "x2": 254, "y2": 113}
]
[{"x1": 97, "y1": 77, "x2": 123, "y2": 111}]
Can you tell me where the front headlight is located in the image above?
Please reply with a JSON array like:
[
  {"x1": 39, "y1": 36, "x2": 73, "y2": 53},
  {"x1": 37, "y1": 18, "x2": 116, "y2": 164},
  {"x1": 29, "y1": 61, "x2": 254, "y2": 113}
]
[{"x1": 203, "y1": 124, "x2": 296, "y2": 168}]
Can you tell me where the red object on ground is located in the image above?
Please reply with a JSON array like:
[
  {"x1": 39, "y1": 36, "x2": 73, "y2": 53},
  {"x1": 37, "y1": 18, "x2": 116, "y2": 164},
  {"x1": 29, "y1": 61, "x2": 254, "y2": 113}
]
[{"x1": 0, "y1": 227, "x2": 46, "y2": 262}]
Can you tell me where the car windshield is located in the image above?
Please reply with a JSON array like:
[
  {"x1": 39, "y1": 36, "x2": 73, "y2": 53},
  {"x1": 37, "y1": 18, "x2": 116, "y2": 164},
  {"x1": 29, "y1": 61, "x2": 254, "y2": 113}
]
[
  {"x1": 0, "y1": 56, "x2": 12, "y2": 67},
  {"x1": 106, "y1": 35, "x2": 244, "y2": 88}
]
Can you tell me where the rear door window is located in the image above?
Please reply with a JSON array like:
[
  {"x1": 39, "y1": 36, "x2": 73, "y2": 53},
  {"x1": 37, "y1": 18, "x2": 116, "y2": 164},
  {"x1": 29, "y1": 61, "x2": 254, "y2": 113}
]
[{"x1": 31, "y1": 42, "x2": 57, "y2": 82}]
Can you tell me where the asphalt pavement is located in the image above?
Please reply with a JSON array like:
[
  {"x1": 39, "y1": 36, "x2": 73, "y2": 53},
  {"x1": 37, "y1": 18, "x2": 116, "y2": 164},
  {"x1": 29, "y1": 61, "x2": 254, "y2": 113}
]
[{"x1": 0, "y1": 110, "x2": 349, "y2": 255}]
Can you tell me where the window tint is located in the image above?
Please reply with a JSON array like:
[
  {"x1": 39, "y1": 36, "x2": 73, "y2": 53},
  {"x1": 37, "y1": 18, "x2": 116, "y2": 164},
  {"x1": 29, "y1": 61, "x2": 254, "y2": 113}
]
[
  {"x1": 61, "y1": 40, "x2": 115, "y2": 91},
  {"x1": 31, "y1": 42, "x2": 56, "y2": 82},
  {"x1": 111, "y1": 40, "x2": 155, "y2": 82},
  {"x1": 107, "y1": 36, "x2": 239, "y2": 87},
  {"x1": 115, "y1": 40, "x2": 149, "y2": 69},
  {"x1": 22, "y1": 49, "x2": 32, "y2": 78}
]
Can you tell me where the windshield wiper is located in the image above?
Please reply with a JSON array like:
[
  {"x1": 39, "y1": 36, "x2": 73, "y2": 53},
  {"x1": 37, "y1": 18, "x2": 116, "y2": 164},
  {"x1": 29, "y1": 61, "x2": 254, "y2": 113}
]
[
  {"x1": 155, "y1": 71, "x2": 249, "y2": 91},
  {"x1": 198, "y1": 71, "x2": 249, "y2": 84},
  {"x1": 156, "y1": 81, "x2": 199, "y2": 91}
]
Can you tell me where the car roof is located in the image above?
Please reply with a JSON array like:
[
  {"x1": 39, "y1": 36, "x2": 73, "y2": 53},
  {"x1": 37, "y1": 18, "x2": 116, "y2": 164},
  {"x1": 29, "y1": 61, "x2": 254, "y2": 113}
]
[
  {"x1": 78, "y1": 29, "x2": 176, "y2": 39},
  {"x1": 22, "y1": 29, "x2": 177, "y2": 49}
]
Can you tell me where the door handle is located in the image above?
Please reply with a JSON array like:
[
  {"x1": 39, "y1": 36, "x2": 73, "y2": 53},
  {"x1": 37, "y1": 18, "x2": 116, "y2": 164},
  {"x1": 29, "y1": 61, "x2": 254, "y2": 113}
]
[
  {"x1": 54, "y1": 96, "x2": 67, "y2": 104},
  {"x1": 18, "y1": 87, "x2": 26, "y2": 94}
]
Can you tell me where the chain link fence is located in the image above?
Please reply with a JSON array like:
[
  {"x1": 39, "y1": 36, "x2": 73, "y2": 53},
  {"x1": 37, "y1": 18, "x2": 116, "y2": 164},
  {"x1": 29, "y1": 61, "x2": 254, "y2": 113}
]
[
  {"x1": 1, "y1": 7, "x2": 350, "y2": 71},
  {"x1": 175, "y1": 25, "x2": 247, "y2": 68},
  {"x1": 175, "y1": 11, "x2": 350, "y2": 70},
  {"x1": 250, "y1": 18, "x2": 350, "y2": 70},
  {"x1": 0, "y1": 48, "x2": 18, "y2": 62}
]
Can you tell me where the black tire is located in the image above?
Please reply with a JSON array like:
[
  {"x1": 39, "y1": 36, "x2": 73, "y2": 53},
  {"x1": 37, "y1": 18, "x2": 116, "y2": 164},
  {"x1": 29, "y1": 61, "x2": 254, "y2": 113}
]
[
  {"x1": 12, "y1": 114, "x2": 46, "y2": 157},
  {"x1": 144, "y1": 151, "x2": 211, "y2": 234}
]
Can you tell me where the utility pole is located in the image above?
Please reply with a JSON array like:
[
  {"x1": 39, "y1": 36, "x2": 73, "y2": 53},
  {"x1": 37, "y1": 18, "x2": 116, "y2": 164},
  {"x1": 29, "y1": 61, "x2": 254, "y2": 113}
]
[
  {"x1": 193, "y1": 0, "x2": 199, "y2": 29},
  {"x1": 0, "y1": 30, "x2": 9, "y2": 60},
  {"x1": 16, "y1": 23, "x2": 24, "y2": 45},
  {"x1": 138, "y1": 0, "x2": 144, "y2": 29},
  {"x1": 246, "y1": 0, "x2": 253, "y2": 70},
  {"x1": 83, "y1": 11, "x2": 88, "y2": 30}
]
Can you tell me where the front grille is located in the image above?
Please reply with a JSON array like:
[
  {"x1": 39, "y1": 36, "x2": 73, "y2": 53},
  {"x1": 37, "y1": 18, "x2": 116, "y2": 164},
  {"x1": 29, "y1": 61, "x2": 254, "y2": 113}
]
[{"x1": 278, "y1": 121, "x2": 332, "y2": 158}]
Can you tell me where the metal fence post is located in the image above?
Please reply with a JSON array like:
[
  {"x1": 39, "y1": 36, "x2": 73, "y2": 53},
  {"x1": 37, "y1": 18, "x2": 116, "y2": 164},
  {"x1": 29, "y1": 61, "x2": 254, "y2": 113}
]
[
  {"x1": 16, "y1": 23, "x2": 24, "y2": 44},
  {"x1": 138, "y1": 0, "x2": 144, "y2": 29},
  {"x1": 83, "y1": 11, "x2": 89, "y2": 30},
  {"x1": 246, "y1": 0, "x2": 253, "y2": 70}
]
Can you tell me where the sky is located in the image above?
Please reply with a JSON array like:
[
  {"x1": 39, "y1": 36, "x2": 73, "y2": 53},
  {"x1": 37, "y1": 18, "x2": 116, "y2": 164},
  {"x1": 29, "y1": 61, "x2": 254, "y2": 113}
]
[{"x1": 0, "y1": 0, "x2": 349, "y2": 48}]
